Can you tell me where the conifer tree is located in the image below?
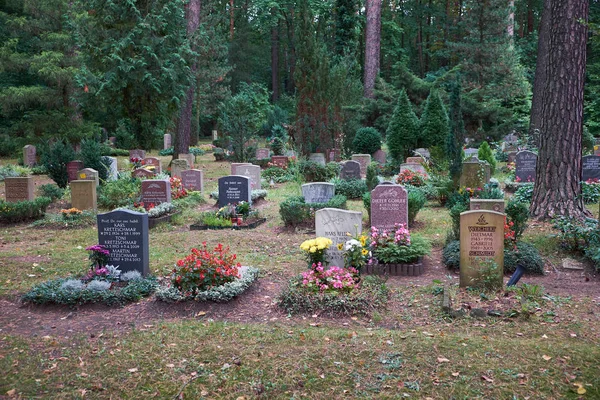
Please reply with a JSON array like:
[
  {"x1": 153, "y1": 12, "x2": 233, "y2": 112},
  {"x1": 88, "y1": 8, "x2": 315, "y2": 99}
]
[
  {"x1": 477, "y1": 141, "x2": 496, "y2": 175},
  {"x1": 419, "y1": 89, "x2": 449, "y2": 160},
  {"x1": 386, "y1": 89, "x2": 418, "y2": 164},
  {"x1": 446, "y1": 80, "x2": 465, "y2": 185}
]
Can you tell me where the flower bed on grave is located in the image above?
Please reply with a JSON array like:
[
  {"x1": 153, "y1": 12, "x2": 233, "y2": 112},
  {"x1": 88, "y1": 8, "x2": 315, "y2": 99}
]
[
  {"x1": 190, "y1": 201, "x2": 265, "y2": 230},
  {"x1": 277, "y1": 237, "x2": 390, "y2": 316},
  {"x1": 155, "y1": 243, "x2": 258, "y2": 302},
  {"x1": 29, "y1": 207, "x2": 97, "y2": 229},
  {"x1": 22, "y1": 245, "x2": 157, "y2": 306}
]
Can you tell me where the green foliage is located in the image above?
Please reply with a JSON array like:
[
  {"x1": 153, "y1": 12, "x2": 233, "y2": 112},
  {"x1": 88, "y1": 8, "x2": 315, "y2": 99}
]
[
  {"x1": 352, "y1": 127, "x2": 382, "y2": 155},
  {"x1": 0, "y1": 197, "x2": 52, "y2": 223},
  {"x1": 39, "y1": 184, "x2": 65, "y2": 202},
  {"x1": 366, "y1": 163, "x2": 380, "y2": 191},
  {"x1": 505, "y1": 200, "x2": 529, "y2": 239},
  {"x1": 269, "y1": 125, "x2": 288, "y2": 156},
  {"x1": 363, "y1": 192, "x2": 372, "y2": 220},
  {"x1": 581, "y1": 181, "x2": 600, "y2": 204},
  {"x1": 477, "y1": 141, "x2": 497, "y2": 175},
  {"x1": 387, "y1": 90, "x2": 419, "y2": 164},
  {"x1": 0, "y1": 165, "x2": 31, "y2": 181},
  {"x1": 22, "y1": 276, "x2": 157, "y2": 306},
  {"x1": 552, "y1": 216, "x2": 599, "y2": 253},
  {"x1": 196, "y1": 212, "x2": 234, "y2": 228},
  {"x1": 0, "y1": 134, "x2": 17, "y2": 157},
  {"x1": 79, "y1": 139, "x2": 109, "y2": 183},
  {"x1": 582, "y1": 127, "x2": 595, "y2": 155},
  {"x1": 419, "y1": 89, "x2": 449, "y2": 152},
  {"x1": 332, "y1": 178, "x2": 368, "y2": 199},
  {"x1": 98, "y1": 177, "x2": 140, "y2": 209},
  {"x1": 298, "y1": 160, "x2": 339, "y2": 182},
  {"x1": 407, "y1": 187, "x2": 427, "y2": 225},
  {"x1": 277, "y1": 275, "x2": 389, "y2": 316},
  {"x1": 40, "y1": 140, "x2": 75, "y2": 188},
  {"x1": 372, "y1": 234, "x2": 431, "y2": 264},
  {"x1": 279, "y1": 195, "x2": 347, "y2": 227},
  {"x1": 219, "y1": 83, "x2": 270, "y2": 162},
  {"x1": 441, "y1": 240, "x2": 461, "y2": 269},
  {"x1": 512, "y1": 183, "x2": 535, "y2": 204},
  {"x1": 446, "y1": 79, "x2": 465, "y2": 184},
  {"x1": 449, "y1": 203, "x2": 469, "y2": 241},
  {"x1": 262, "y1": 166, "x2": 296, "y2": 183}
]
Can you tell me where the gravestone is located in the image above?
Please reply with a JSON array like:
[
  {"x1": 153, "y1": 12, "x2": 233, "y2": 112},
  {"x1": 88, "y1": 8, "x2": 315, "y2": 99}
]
[
  {"x1": 230, "y1": 163, "x2": 252, "y2": 175},
  {"x1": 23, "y1": 145, "x2": 36, "y2": 167},
  {"x1": 178, "y1": 153, "x2": 195, "y2": 169},
  {"x1": 106, "y1": 157, "x2": 118, "y2": 181},
  {"x1": 470, "y1": 199, "x2": 505, "y2": 213},
  {"x1": 352, "y1": 154, "x2": 372, "y2": 177},
  {"x1": 141, "y1": 179, "x2": 171, "y2": 205},
  {"x1": 77, "y1": 168, "x2": 99, "y2": 187},
  {"x1": 302, "y1": 183, "x2": 335, "y2": 204},
  {"x1": 340, "y1": 161, "x2": 362, "y2": 180},
  {"x1": 464, "y1": 148, "x2": 478, "y2": 158},
  {"x1": 108, "y1": 137, "x2": 117, "y2": 147},
  {"x1": 181, "y1": 169, "x2": 203, "y2": 192},
  {"x1": 414, "y1": 148, "x2": 430, "y2": 159},
  {"x1": 400, "y1": 163, "x2": 428, "y2": 176},
  {"x1": 218, "y1": 176, "x2": 252, "y2": 207},
  {"x1": 459, "y1": 160, "x2": 488, "y2": 188},
  {"x1": 256, "y1": 148, "x2": 270, "y2": 160},
  {"x1": 232, "y1": 164, "x2": 261, "y2": 190},
  {"x1": 327, "y1": 148, "x2": 341, "y2": 163},
  {"x1": 515, "y1": 151, "x2": 537, "y2": 183},
  {"x1": 309, "y1": 153, "x2": 326, "y2": 166},
  {"x1": 507, "y1": 151, "x2": 517, "y2": 164},
  {"x1": 70, "y1": 180, "x2": 97, "y2": 211},
  {"x1": 373, "y1": 149, "x2": 387, "y2": 164},
  {"x1": 74, "y1": 143, "x2": 81, "y2": 153},
  {"x1": 370, "y1": 184, "x2": 408, "y2": 230},
  {"x1": 582, "y1": 155, "x2": 600, "y2": 182},
  {"x1": 315, "y1": 208, "x2": 363, "y2": 266},
  {"x1": 129, "y1": 149, "x2": 146, "y2": 160},
  {"x1": 503, "y1": 133, "x2": 519, "y2": 148},
  {"x1": 163, "y1": 134, "x2": 172, "y2": 150},
  {"x1": 595, "y1": 146, "x2": 600, "y2": 156},
  {"x1": 271, "y1": 156, "x2": 288, "y2": 168},
  {"x1": 4, "y1": 176, "x2": 34, "y2": 202},
  {"x1": 406, "y1": 156, "x2": 424, "y2": 164},
  {"x1": 67, "y1": 160, "x2": 84, "y2": 183},
  {"x1": 143, "y1": 157, "x2": 162, "y2": 174},
  {"x1": 132, "y1": 168, "x2": 155, "y2": 179},
  {"x1": 97, "y1": 209, "x2": 149, "y2": 275},
  {"x1": 212, "y1": 130, "x2": 218, "y2": 141},
  {"x1": 171, "y1": 159, "x2": 189, "y2": 178},
  {"x1": 459, "y1": 210, "x2": 504, "y2": 288}
]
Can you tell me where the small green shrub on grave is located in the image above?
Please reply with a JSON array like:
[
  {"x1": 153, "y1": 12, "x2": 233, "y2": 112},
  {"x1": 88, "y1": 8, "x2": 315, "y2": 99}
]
[
  {"x1": 371, "y1": 233, "x2": 431, "y2": 264},
  {"x1": 298, "y1": 160, "x2": 339, "y2": 182},
  {"x1": 363, "y1": 192, "x2": 372, "y2": 219},
  {"x1": 97, "y1": 176, "x2": 141, "y2": 209},
  {"x1": 39, "y1": 184, "x2": 65, "y2": 201},
  {"x1": 352, "y1": 127, "x2": 382, "y2": 155},
  {"x1": 30, "y1": 210, "x2": 97, "y2": 229},
  {"x1": 366, "y1": 163, "x2": 379, "y2": 191},
  {"x1": 279, "y1": 195, "x2": 347, "y2": 227},
  {"x1": 332, "y1": 178, "x2": 368, "y2": 199},
  {"x1": 477, "y1": 141, "x2": 496, "y2": 175},
  {"x1": 512, "y1": 183, "x2": 534, "y2": 204},
  {"x1": 581, "y1": 180, "x2": 600, "y2": 203},
  {"x1": 277, "y1": 274, "x2": 389, "y2": 316},
  {"x1": 0, "y1": 165, "x2": 31, "y2": 181},
  {"x1": 0, "y1": 197, "x2": 52, "y2": 224},
  {"x1": 30, "y1": 165, "x2": 48, "y2": 175},
  {"x1": 80, "y1": 139, "x2": 110, "y2": 183},
  {"x1": 505, "y1": 199, "x2": 529, "y2": 239},
  {"x1": 263, "y1": 166, "x2": 295, "y2": 183},
  {"x1": 41, "y1": 140, "x2": 76, "y2": 188}
]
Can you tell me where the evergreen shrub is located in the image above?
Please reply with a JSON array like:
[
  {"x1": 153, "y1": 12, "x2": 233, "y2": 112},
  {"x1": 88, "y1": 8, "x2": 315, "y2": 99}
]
[
  {"x1": 98, "y1": 177, "x2": 140, "y2": 209},
  {"x1": 41, "y1": 140, "x2": 76, "y2": 188},
  {"x1": 352, "y1": 127, "x2": 381, "y2": 155},
  {"x1": 366, "y1": 163, "x2": 379, "y2": 191},
  {"x1": 80, "y1": 139, "x2": 111, "y2": 183},
  {"x1": 477, "y1": 141, "x2": 497, "y2": 174},
  {"x1": 39, "y1": 184, "x2": 65, "y2": 201},
  {"x1": 279, "y1": 195, "x2": 347, "y2": 227},
  {"x1": 298, "y1": 161, "x2": 339, "y2": 182},
  {"x1": 332, "y1": 178, "x2": 368, "y2": 199},
  {"x1": 0, "y1": 197, "x2": 52, "y2": 223}
]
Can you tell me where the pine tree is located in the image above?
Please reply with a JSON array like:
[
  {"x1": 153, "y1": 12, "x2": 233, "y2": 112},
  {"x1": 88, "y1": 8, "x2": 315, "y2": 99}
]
[
  {"x1": 386, "y1": 89, "x2": 419, "y2": 164},
  {"x1": 446, "y1": 79, "x2": 465, "y2": 185},
  {"x1": 477, "y1": 141, "x2": 496, "y2": 175},
  {"x1": 334, "y1": 0, "x2": 359, "y2": 58},
  {"x1": 419, "y1": 89, "x2": 449, "y2": 153}
]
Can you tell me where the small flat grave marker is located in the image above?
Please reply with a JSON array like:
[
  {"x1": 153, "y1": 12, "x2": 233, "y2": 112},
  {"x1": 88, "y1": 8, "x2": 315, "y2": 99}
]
[
  {"x1": 5, "y1": 176, "x2": 34, "y2": 202},
  {"x1": 143, "y1": 157, "x2": 162, "y2": 174}
]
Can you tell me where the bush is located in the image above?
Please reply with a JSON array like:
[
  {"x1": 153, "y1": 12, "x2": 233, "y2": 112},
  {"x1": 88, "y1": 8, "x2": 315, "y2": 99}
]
[
  {"x1": 98, "y1": 177, "x2": 140, "y2": 209},
  {"x1": 477, "y1": 141, "x2": 497, "y2": 175},
  {"x1": 263, "y1": 166, "x2": 295, "y2": 183},
  {"x1": 41, "y1": 140, "x2": 75, "y2": 188},
  {"x1": 442, "y1": 240, "x2": 544, "y2": 275},
  {"x1": 449, "y1": 202, "x2": 469, "y2": 241},
  {"x1": 158, "y1": 147, "x2": 206, "y2": 157},
  {"x1": 0, "y1": 197, "x2": 52, "y2": 223},
  {"x1": 0, "y1": 134, "x2": 17, "y2": 157},
  {"x1": 372, "y1": 234, "x2": 431, "y2": 264},
  {"x1": 298, "y1": 160, "x2": 339, "y2": 182},
  {"x1": 270, "y1": 125, "x2": 288, "y2": 155},
  {"x1": 512, "y1": 183, "x2": 534, "y2": 204},
  {"x1": 505, "y1": 199, "x2": 529, "y2": 239},
  {"x1": 366, "y1": 163, "x2": 379, "y2": 191},
  {"x1": 277, "y1": 274, "x2": 389, "y2": 316},
  {"x1": 332, "y1": 178, "x2": 368, "y2": 199},
  {"x1": 352, "y1": 127, "x2": 382, "y2": 155},
  {"x1": 0, "y1": 165, "x2": 31, "y2": 181},
  {"x1": 80, "y1": 139, "x2": 110, "y2": 183},
  {"x1": 363, "y1": 192, "x2": 372, "y2": 219},
  {"x1": 279, "y1": 195, "x2": 347, "y2": 227},
  {"x1": 39, "y1": 184, "x2": 65, "y2": 201},
  {"x1": 396, "y1": 169, "x2": 427, "y2": 187},
  {"x1": 581, "y1": 180, "x2": 600, "y2": 203},
  {"x1": 407, "y1": 187, "x2": 427, "y2": 225},
  {"x1": 30, "y1": 210, "x2": 97, "y2": 229}
]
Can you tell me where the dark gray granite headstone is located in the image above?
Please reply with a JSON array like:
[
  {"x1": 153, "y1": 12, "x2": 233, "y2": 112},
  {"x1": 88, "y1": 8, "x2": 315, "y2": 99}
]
[
  {"x1": 302, "y1": 183, "x2": 335, "y2": 204},
  {"x1": 340, "y1": 161, "x2": 361, "y2": 180},
  {"x1": 218, "y1": 175, "x2": 252, "y2": 207},
  {"x1": 515, "y1": 151, "x2": 537, "y2": 183},
  {"x1": 582, "y1": 155, "x2": 600, "y2": 182},
  {"x1": 97, "y1": 210, "x2": 149, "y2": 275}
]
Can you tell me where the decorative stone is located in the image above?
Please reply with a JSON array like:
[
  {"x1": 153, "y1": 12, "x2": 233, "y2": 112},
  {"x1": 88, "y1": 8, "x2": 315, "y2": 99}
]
[
  {"x1": 97, "y1": 209, "x2": 149, "y2": 275},
  {"x1": 351, "y1": 154, "x2": 372, "y2": 177},
  {"x1": 4, "y1": 176, "x2": 34, "y2": 202},
  {"x1": 315, "y1": 208, "x2": 363, "y2": 266},
  {"x1": 129, "y1": 149, "x2": 146, "y2": 160},
  {"x1": 178, "y1": 153, "x2": 194, "y2": 169},
  {"x1": 180, "y1": 169, "x2": 203, "y2": 192},
  {"x1": 132, "y1": 168, "x2": 155, "y2": 179},
  {"x1": 271, "y1": 156, "x2": 288, "y2": 168},
  {"x1": 67, "y1": 160, "x2": 84, "y2": 183},
  {"x1": 218, "y1": 176, "x2": 252, "y2": 207},
  {"x1": 582, "y1": 155, "x2": 600, "y2": 182},
  {"x1": 141, "y1": 179, "x2": 171, "y2": 205},
  {"x1": 459, "y1": 210, "x2": 504, "y2": 289},
  {"x1": 70, "y1": 180, "x2": 97, "y2": 211},
  {"x1": 470, "y1": 199, "x2": 505, "y2": 213},
  {"x1": 163, "y1": 134, "x2": 172, "y2": 150},
  {"x1": 143, "y1": 157, "x2": 162, "y2": 174},
  {"x1": 373, "y1": 149, "x2": 387, "y2": 164},
  {"x1": 106, "y1": 157, "x2": 118, "y2": 181},
  {"x1": 302, "y1": 183, "x2": 335, "y2": 204},
  {"x1": 515, "y1": 151, "x2": 537, "y2": 183},
  {"x1": 23, "y1": 145, "x2": 36, "y2": 167},
  {"x1": 77, "y1": 168, "x2": 99, "y2": 187},
  {"x1": 232, "y1": 164, "x2": 261, "y2": 190},
  {"x1": 171, "y1": 159, "x2": 189, "y2": 178},
  {"x1": 340, "y1": 161, "x2": 361, "y2": 180},
  {"x1": 370, "y1": 184, "x2": 408, "y2": 230},
  {"x1": 256, "y1": 148, "x2": 270, "y2": 159},
  {"x1": 309, "y1": 153, "x2": 326, "y2": 166}
]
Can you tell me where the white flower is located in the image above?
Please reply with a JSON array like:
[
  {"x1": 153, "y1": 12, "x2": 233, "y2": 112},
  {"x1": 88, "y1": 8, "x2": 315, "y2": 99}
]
[{"x1": 344, "y1": 239, "x2": 361, "y2": 251}]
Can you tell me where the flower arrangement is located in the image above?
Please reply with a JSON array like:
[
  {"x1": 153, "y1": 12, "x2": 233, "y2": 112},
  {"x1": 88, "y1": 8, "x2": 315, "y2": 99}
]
[
  {"x1": 504, "y1": 218, "x2": 517, "y2": 250},
  {"x1": 170, "y1": 177, "x2": 188, "y2": 199},
  {"x1": 337, "y1": 233, "x2": 369, "y2": 272},
  {"x1": 458, "y1": 186, "x2": 484, "y2": 198},
  {"x1": 369, "y1": 224, "x2": 430, "y2": 265},
  {"x1": 86, "y1": 244, "x2": 110, "y2": 269},
  {"x1": 60, "y1": 207, "x2": 82, "y2": 221},
  {"x1": 396, "y1": 169, "x2": 427, "y2": 187},
  {"x1": 300, "y1": 237, "x2": 333, "y2": 267},
  {"x1": 170, "y1": 242, "x2": 240, "y2": 294},
  {"x1": 301, "y1": 263, "x2": 358, "y2": 293},
  {"x1": 130, "y1": 157, "x2": 143, "y2": 169}
]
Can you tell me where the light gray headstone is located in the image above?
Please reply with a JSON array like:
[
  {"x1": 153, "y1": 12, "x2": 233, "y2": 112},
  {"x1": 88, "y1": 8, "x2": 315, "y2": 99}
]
[
  {"x1": 77, "y1": 168, "x2": 99, "y2": 187},
  {"x1": 315, "y1": 208, "x2": 363, "y2": 266},
  {"x1": 163, "y1": 134, "x2": 172, "y2": 150},
  {"x1": 106, "y1": 157, "x2": 118, "y2": 181},
  {"x1": 309, "y1": 153, "x2": 326, "y2": 166},
  {"x1": 233, "y1": 164, "x2": 261, "y2": 190},
  {"x1": 171, "y1": 159, "x2": 189, "y2": 178},
  {"x1": 302, "y1": 183, "x2": 335, "y2": 204},
  {"x1": 23, "y1": 145, "x2": 36, "y2": 167},
  {"x1": 181, "y1": 169, "x2": 204, "y2": 192}
]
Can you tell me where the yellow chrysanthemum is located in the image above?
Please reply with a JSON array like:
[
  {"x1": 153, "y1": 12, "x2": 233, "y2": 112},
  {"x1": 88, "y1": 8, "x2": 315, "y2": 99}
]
[{"x1": 310, "y1": 246, "x2": 317, "y2": 253}]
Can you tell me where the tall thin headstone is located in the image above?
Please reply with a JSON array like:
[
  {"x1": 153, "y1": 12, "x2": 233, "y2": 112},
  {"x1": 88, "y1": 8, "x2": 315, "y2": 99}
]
[
  {"x1": 23, "y1": 145, "x2": 36, "y2": 167},
  {"x1": 163, "y1": 134, "x2": 172, "y2": 150},
  {"x1": 106, "y1": 157, "x2": 118, "y2": 181},
  {"x1": 315, "y1": 208, "x2": 363, "y2": 266}
]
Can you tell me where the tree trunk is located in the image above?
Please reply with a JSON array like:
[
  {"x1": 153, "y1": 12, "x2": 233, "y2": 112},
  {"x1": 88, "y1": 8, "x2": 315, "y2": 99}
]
[
  {"x1": 529, "y1": 0, "x2": 590, "y2": 220},
  {"x1": 364, "y1": 0, "x2": 381, "y2": 98},
  {"x1": 271, "y1": 20, "x2": 280, "y2": 102},
  {"x1": 174, "y1": 0, "x2": 201, "y2": 158},
  {"x1": 527, "y1": 0, "x2": 535, "y2": 34}
]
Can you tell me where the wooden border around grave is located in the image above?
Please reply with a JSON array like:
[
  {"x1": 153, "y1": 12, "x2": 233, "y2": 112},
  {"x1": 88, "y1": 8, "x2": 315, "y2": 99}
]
[
  {"x1": 190, "y1": 218, "x2": 266, "y2": 231},
  {"x1": 362, "y1": 257, "x2": 424, "y2": 276}
]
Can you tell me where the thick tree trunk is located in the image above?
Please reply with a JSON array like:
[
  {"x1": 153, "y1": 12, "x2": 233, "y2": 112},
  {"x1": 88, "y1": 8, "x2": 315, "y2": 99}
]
[
  {"x1": 527, "y1": 0, "x2": 535, "y2": 34},
  {"x1": 271, "y1": 20, "x2": 280, "y2": 102},
  {"x1": 174, "y1": 0, "x2": 201, "y2": 158},
  {"x1": 528, "y1": 0, "x2": 550, "y2": 143},
  {"x1": 529, "y1": 0, "x2": 590, "y2": 220},
  {"x1": 364, "y1": 0, "x2": 381, "y2": 98}
]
